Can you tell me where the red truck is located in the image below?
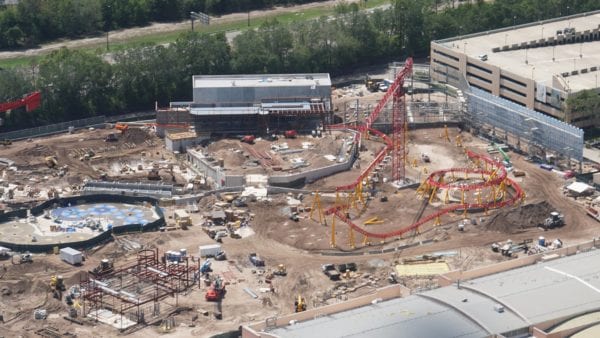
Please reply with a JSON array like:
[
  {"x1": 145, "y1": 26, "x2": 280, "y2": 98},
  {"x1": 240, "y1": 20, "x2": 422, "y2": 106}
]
[{"x1": 284, "y1": 130, "x2": 298, "y2": 138}]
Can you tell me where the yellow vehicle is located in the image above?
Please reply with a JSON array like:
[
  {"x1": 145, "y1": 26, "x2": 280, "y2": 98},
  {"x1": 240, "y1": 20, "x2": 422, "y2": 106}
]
[{"x1": 294, "y1": 295, "x2": 306, "y2": 313}]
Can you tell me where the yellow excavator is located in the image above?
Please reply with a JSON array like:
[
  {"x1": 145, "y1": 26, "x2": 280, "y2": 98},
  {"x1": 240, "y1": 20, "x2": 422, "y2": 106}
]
[
  {"x1": 294, "y1": 295, "x2": 307, "y2": 313},
  {"x1": 50, "y1": 275, "x2": 66, "y2": 299}
]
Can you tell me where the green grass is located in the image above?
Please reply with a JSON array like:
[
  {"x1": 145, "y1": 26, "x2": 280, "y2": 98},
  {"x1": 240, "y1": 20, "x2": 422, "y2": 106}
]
[{"x1": 0, "y1": 0, "x2": 391, "y2": 69}]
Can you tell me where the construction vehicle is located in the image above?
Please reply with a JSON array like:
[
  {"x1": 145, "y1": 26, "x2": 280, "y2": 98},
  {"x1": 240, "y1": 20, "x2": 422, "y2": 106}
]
[
  {"x1": 45, "y1": 156, "x2": 58, "y2": 168},
  {"x1": 50, "y1": 275, "x2": 66, "y2": 292},
  {"x1": 241, "y1": 135, "x2": 255, "y2": 144},
  {"x1": 492, "y1": 142, "x2": 511, "y2": 167},
  {"x1": 105, "y1": 133, "x2": 118, "y2": 142},
  {"x1": 273, "y1": 264, "x2": 287, "y2": 276},
  {"x1": 284, "y1": 130, "x2": 298, "y2": 139},
  {"x1": 17, "y1": 252, "x2": 33, "y2": 264},
  {"x1": 200, "y1": 259, "x2": 212, "y2": 274},
  {"x1": 388, "y1": 272, "x2": 398, "y2": 284},
  {"x1": 500, "y1": 239, "x2": 533, "y2": 257},
  {"x1": 513, "y1": 170, "x2": 526, "y2": 177},
  {"x1": 321, "y1": 264, "x2": 341, "y2": 281},
  {"x1": 294, "y1": 295, "x2": 307, "y2": 312},
  {"x1": 89, "y1": 259, "x2": 114, "y2": 277},
  {"x1": 148, "y1": 168, "x2": 161, "y2": 180},
  {"x1": 421, "y1": 153, "x2": 431, "y2": 163},
  {"x1": 249, "y1": 253, "x2": 265, "y2": 267},
  {"x1": 205, "y1": 276, "x2": 226, "y2": 301},
  {"x1": 114, "y1": 123, "x2": 129, "y2": 134},
  {"x1": 541, "y1": 211, "x2": 565, "y2": 229},
  {"x1": 0, "y1": 139, "x2": 11, "y2": 146},
  {"x1": 365, "y1": 75, "x2": 384, "y2": 92}
]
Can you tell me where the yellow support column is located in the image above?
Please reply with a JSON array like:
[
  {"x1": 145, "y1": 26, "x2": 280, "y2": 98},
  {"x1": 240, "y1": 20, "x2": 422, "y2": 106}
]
[
  {"x1": 434, "y1": 215, "x2": 442, "y2": 226},
  {"x1": 362, "y1": 235, "x2": 370, "y2": 246},
  {"x1": 349, "y1": 227, "x2": 355, "y2": 249},
  {"x1": 461, "y1": 189, "x2": 465, "y2": 205},
  {"x1": 444, "y1": 189, "x2": 450, "y2": 204},
  {"x1": 330, "y1": 213, "x2": 336, "y2": 247},
  {"x1": 310, "y1": 190, "x2": 325, "y2": 224},
  {"x1": 429, "y1": 186, "x2": 438, "y2": 204}
]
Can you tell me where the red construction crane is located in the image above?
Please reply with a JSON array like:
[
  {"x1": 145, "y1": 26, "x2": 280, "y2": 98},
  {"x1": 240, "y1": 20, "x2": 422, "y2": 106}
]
[{"x1": 0, "y1": 91, "x2": 42, "y2": 113}]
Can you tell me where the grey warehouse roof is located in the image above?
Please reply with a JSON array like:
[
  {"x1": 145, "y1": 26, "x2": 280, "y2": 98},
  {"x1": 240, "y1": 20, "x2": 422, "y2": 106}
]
[
  {"x1": 267, "y1": 249, "x2": 600, "y2": 338},
  {"x1": 192, "y1": 73, "x2": 331, "y2": 89}
]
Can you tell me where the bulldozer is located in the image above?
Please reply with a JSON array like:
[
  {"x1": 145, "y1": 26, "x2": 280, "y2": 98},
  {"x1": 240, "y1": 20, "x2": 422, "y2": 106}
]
[
  {"x1": 294, "y1": 295, "x2": 307, "y2": 313},
  {"x1": 541, "y1": 211, "x2": 565, "y2": 230},
  {"x1": 273, "y1": 264, "x2": 287, "y2": 276},
  {"x1": 89, "y1": 259, "x2": 114, "y2": 277},
  {"x1": 45, "y1": 156, "x2": 58, "y2": 168}
]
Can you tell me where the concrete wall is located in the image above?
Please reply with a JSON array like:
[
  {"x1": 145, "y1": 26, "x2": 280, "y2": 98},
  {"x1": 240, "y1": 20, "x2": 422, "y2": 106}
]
[
  {"x1": 187, "y1": 149, "x2": 228, "y2": 188},
  {"x1": 193, "y1": 85, "x2": 331, "y2": 106},
  {"x1": 242, "y1": 285, "x2": 407, "y2": 338}
]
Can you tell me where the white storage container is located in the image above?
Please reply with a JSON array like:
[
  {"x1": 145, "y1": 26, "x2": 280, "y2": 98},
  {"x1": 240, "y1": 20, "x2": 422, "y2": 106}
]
[
  {"x1": 60, "y1": 247, "x2": 82, "y2": 265},
  {"x1": 199, "y1": 244, "x2": 222, "y2": 257}
]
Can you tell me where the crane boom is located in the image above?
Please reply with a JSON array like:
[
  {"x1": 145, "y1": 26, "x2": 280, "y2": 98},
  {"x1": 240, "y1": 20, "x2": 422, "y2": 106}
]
[
  {"x1": 0, "y1": 91, "x2": 42, "y2": 113},
  {"x1": 362, "y1": 58, "x2": 413, "y2": 130}
]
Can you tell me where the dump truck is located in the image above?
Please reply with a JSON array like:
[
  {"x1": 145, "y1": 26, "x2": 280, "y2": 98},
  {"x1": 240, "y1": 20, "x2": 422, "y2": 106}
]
[
  {"x1": 322, "y1": 264, "x2": 341, "y2": 281},
  {"x1": 115, "y1": 123, "x2": 129, "y2": 134},
  {"x1": 0, "y1": 139, "x2": 11, "y2": 146}
]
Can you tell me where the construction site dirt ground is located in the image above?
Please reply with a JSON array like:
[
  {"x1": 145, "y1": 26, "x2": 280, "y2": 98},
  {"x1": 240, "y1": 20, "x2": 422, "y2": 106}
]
[{"x1": 1, "y1": 124, "x2": 599, "y2": 337}]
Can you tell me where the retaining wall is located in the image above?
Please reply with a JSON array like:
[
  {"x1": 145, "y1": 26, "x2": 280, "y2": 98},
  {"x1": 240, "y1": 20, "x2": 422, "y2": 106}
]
[{"x1": 0, "y1": 194, "x2": 165, "y2": 253}]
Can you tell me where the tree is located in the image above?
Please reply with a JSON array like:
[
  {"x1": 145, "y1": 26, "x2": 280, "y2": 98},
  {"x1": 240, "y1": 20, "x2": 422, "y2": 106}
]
[
  {"x1": 38, "y1": 48, "x2": 115, "y2": 121},
  {"x1": 566, "y1": 90, "x2": 600, "y2": 124}
]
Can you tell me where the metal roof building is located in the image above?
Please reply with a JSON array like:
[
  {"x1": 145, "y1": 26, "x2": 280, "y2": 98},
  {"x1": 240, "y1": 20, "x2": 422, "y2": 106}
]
[{"x1": 244, "y1": 248, "x2": 600, "y2": 338}]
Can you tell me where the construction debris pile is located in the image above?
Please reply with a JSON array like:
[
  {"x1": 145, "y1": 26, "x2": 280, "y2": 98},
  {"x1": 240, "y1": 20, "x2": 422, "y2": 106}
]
[{"x1": 483, "y1": 201, "x2": 556, "y2": 233}]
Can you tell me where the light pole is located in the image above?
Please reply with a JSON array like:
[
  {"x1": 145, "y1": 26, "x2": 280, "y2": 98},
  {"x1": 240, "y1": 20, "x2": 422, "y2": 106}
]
[
  {"x1": 525, "y1": 48, "x2": 528, "y2": 64},
  {"x1": 541, "y1": 25, "x2": 544, "y2": 39},
  {"x1": 190, "y1": 12, "x2": 195, "y2": 31},
  {"x1": 513, "y1": 15, "x2": 517, "y2": 26},
  {"x1": 463, "y1": 41, "x2": 467, "y2": 54},
  {"x1": 504, "y1": 33, "x2": 508, "y2": 45},
  {"x1": 579, "y1": 43, "x2": 583, "y2": 58},
  {"x1": 552, "y1": 45, "x2": 556, "y2": 62},
  {"x1": 531, "y1": 66, "x2": 535, "y2": 79},
  {"x1": 105, "y1": 4, "x2": 111, "y2": 51}
]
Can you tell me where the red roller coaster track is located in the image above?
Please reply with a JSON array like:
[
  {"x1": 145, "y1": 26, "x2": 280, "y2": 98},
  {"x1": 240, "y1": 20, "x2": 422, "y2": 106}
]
[{"x1": 325, "y1": 58, "x2": 524, "y2": 243}]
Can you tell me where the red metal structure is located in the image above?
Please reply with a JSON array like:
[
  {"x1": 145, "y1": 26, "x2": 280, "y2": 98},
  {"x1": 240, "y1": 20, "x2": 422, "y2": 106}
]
[
  {"x1": 323, "y1": 58, "x2": 526, "y2": 246},
  {"x1": 391, "y1": 59, "x2": 413, "y2": 181},
  {"x1": 0, "y1": 91, "x2": 41, "y2": 113}
]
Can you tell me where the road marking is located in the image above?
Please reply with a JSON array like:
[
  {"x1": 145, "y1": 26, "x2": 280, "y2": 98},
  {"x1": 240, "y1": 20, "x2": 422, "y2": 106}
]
[{"x1": 545, "y1": 266, "x2": 600, "y2": 294}]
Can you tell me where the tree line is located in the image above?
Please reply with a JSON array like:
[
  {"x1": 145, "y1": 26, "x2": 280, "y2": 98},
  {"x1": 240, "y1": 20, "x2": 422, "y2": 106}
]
[
  {"x1": 0, "y1": 0, "x2": 328, "y2": 49},
  {"x1": 1, "y1": 0, "x2": 599, "y2": 130}
]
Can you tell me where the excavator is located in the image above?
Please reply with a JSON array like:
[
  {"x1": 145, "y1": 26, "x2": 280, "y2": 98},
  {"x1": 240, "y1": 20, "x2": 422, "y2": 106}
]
[
  {"x1": 114, "y1": 123, "x2": 129, "y2": 134},
  {"x1": 205, "y1": 276, "x2": 226, "y2": 301},
  {"x1": 294, "y1": 295, "x2": 307, "y2": 312},
  {"x1": 50, "y1": 275, "x2": 66, "y2": 299}
]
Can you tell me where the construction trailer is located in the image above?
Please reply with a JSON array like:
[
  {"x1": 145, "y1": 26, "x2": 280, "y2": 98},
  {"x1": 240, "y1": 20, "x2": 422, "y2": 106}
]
[
  {"x1": 60, "y1": 247, "x2": 83, "y2": 265},
  {"x1": 174, "y1": 209, "x2": 192, "y2": 228},
  {"x1": 79, "y1": 249, "x2": 197, "y2": 330}
]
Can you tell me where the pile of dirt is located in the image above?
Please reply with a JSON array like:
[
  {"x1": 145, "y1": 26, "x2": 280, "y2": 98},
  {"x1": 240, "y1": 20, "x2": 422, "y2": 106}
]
[
  {"x1": 483, "y1": 201, "x2": 556, "y2": 233},
  {"x1": 123, "y1": 128, "x2": 151, "y2": 144},
  {"x1": 21, "y1": 144, "x2": 54, "y2": 157}
]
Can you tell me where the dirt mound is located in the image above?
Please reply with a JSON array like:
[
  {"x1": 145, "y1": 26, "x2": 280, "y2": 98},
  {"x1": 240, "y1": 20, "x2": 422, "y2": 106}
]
[
  {"x1": 483, "y1": 201, "x2": 556, "y2": 233},
  {"x1": 123, "y1": 128, "x2": 150, "y2": 144},
  {"x1": 21, "y1": 144, "x2": 54, "y2": 157}
]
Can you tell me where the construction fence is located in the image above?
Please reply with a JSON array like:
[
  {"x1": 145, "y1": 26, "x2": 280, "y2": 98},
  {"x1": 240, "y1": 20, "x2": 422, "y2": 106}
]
[
  {"x1": 0, "y1": 111, "x2": 156, "y2": 141},
  {"x1": 0, "y1": 194, "x2": 165, "y2": 253}
]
